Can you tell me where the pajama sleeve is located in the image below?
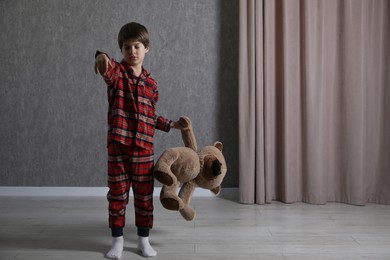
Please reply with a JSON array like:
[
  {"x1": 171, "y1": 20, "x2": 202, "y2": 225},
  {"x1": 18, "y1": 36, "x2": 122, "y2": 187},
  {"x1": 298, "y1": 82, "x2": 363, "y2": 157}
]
[
  {"x1": 152, "y1": 83, "x2": 172, "y2": 132},
  {"x1": 155, "y1": 116, "x2": 173, "y2": 132}
]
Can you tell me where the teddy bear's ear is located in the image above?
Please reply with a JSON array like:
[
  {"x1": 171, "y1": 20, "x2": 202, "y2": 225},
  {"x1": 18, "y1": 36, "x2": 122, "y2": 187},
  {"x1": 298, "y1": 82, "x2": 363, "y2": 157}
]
[{"x1": 214, "y1": 141, "x2": 223, "y2": 152}]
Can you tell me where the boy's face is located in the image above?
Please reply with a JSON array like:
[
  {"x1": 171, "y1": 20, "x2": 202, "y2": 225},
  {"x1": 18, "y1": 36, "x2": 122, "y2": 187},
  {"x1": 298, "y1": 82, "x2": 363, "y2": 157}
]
[{"x1": 121, "y1": 40, "x2": 149, "y2": 69}]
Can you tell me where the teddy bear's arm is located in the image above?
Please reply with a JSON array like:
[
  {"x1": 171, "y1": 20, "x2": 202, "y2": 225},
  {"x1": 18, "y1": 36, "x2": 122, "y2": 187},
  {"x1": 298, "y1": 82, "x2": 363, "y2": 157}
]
[
  {"x1": 178, "y1": 180, "x2": 196, "y2": 205},
  {"x1": 179, "y1": 116, "x2": 198, "y2": 152},
  {"x1": 211, "y1": 186, "x2": 221, "y2": 195},
  {"x1": 178, "y1": 180, "x2": 197, "y2": 221}
]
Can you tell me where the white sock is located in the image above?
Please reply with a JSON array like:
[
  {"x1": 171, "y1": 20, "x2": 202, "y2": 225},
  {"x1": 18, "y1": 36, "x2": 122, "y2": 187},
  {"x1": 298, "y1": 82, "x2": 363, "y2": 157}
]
[
  {"x1": 106, "y1": 236, "x2": 124, "y2": 259},
  {"x1": 137, "y1": 236, "x2": 157, "y2": 257}
]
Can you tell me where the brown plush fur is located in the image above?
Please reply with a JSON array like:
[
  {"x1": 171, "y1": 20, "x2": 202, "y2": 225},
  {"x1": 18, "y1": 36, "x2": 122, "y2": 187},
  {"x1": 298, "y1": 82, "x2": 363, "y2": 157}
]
[{"x1": 154, "y1": 116, "x2": 227, "y2": 221}]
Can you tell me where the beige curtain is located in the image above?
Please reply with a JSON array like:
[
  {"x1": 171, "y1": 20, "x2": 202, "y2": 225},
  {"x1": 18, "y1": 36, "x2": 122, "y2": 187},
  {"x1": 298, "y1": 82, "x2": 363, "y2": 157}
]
[{"x1": 239, "y1": 0, "x2": 390, "y2": 205}]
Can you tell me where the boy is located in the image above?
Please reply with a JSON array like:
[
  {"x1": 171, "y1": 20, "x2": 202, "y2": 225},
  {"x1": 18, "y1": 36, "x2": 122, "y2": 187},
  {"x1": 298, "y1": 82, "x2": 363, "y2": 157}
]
[{"x1": 94, "y1": 22, "x2": 183, "y2": 259}]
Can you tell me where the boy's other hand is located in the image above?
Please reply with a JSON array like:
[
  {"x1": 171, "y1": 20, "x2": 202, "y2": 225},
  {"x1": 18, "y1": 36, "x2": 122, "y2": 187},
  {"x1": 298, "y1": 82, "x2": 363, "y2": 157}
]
[
  {"x1": 94, "y1": 54, "x2": 113, "y2": 76},
  {"x1": 171, "y1": 117, "x2": 189, "y2": 130},
  {"x1": 170, "y1": 121, "x2": 182, "y2": 129}
]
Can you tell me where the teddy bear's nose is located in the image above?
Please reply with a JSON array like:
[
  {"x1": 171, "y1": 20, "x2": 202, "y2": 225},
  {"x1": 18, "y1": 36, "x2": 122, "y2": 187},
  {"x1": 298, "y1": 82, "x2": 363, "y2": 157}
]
[{"x1": 211, "y1": 160, "x2": 222, "y2": 176}]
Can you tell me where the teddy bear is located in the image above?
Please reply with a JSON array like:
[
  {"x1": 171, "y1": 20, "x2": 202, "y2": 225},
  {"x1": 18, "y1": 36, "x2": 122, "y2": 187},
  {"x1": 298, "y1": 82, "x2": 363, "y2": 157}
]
[{"x1": 154, "y1": 116, "x2": 227, "y2": 221}]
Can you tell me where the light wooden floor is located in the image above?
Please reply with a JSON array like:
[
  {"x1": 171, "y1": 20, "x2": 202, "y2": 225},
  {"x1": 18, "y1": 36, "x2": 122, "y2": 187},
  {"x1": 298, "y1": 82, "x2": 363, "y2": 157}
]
[{"x1": 1, "y1": 194, "x2": 390, "y2": 260}]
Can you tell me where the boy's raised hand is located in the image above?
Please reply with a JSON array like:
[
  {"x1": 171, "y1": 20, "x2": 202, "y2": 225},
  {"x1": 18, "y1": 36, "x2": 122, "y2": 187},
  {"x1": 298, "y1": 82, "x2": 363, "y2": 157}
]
[{"x1": 94, "y1": 53, "x2": 113, "y2": 76}]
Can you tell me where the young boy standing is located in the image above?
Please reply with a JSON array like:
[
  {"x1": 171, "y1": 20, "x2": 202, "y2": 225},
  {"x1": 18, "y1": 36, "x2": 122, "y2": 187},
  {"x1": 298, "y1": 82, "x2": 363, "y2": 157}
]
[{"x1": 94, "y1": 22, "x2": 183, "y2": 259}]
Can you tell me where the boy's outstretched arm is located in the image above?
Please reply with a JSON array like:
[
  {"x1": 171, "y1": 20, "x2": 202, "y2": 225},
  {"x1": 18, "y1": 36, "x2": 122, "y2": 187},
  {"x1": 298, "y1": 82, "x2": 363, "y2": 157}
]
[{"x1": 94, "y1": 52, "x2": 113, "y2": 76}]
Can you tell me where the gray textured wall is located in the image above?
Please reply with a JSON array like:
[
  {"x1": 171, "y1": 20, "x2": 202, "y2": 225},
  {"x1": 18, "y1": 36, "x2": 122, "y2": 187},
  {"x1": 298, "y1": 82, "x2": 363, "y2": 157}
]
[{"x1": 0, "y1": 0, "x2": 238, "y2": 187}]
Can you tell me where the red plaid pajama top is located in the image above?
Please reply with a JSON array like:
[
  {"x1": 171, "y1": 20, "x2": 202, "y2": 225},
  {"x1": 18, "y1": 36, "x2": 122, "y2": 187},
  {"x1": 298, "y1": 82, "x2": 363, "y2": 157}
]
[{"x1": 103, "y1": 58, "x2": 172, "y2": 149}]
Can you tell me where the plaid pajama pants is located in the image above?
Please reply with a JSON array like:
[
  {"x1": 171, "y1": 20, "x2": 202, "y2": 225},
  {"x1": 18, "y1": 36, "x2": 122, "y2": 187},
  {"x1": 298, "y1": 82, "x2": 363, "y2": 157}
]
[{"x1": 107, "y1": 141, "x2": 154, "y2": 230}]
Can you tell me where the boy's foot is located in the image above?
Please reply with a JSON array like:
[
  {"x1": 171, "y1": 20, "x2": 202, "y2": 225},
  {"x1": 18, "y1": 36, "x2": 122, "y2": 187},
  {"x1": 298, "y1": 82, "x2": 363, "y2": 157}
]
[
  {"x1": 137, "y1": 236, "x2": 157, "y2": 257},
  {"x1": 105, "y1": 236, "x2": 124, "y2": 259}
]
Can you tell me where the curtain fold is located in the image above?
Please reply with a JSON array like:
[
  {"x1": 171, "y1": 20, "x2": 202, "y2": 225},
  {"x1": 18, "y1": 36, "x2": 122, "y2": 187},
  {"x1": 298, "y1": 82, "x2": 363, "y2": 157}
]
[
  {"x1": 239, "y1": 0, "x2": 390, "y2": 205},
  {"x1": 239, "y1": 0, "x2": 265, "y2": 204}
]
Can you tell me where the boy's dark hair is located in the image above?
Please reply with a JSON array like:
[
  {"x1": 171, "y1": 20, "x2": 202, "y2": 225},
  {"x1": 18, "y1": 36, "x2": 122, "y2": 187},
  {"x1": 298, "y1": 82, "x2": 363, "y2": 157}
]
[{"x1": 118, "y1": 22, "x2": 149, "y2": 50}]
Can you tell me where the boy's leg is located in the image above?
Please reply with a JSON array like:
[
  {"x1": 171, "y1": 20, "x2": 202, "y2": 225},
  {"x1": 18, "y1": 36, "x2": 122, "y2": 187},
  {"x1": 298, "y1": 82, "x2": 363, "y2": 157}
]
[
  {"x1": 130, "y1": 147, "x2": 157, "y2": 257},
  {"x1": 106, "y1": 142, "x2": 130, "y2": 259}
]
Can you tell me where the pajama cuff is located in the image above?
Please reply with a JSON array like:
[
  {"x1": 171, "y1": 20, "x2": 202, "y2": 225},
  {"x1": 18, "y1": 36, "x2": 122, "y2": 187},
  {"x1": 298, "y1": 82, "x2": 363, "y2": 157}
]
[
  {"x1": 111, "y1": 227, "x2": 123, "y2": 237},
  {"x1": 137, "y1": 227, "x2": 150, "y2": 237}
]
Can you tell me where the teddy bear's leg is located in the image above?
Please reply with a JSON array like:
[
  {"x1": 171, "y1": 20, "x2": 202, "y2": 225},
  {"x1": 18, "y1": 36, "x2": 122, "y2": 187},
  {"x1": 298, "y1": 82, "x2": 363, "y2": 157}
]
[
  {"x1": 154, "y1": 149, "x2": 180, "y2": 186},
  {"x1": 178, "y1": 181, "x2": 197, "y2": 221},
  {"x1": 160, "y1": 183, "x2": 184, "y2": 211}
]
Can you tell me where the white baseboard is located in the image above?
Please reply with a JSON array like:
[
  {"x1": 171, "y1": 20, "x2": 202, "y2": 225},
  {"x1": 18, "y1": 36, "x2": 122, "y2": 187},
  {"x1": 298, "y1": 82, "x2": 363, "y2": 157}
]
[
  {"x1": 0, "y1": 187, "x2": 110, "y2": 197},
  {"x1": 0, "y1": 186, "x2": 238, "y2": 198}
]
